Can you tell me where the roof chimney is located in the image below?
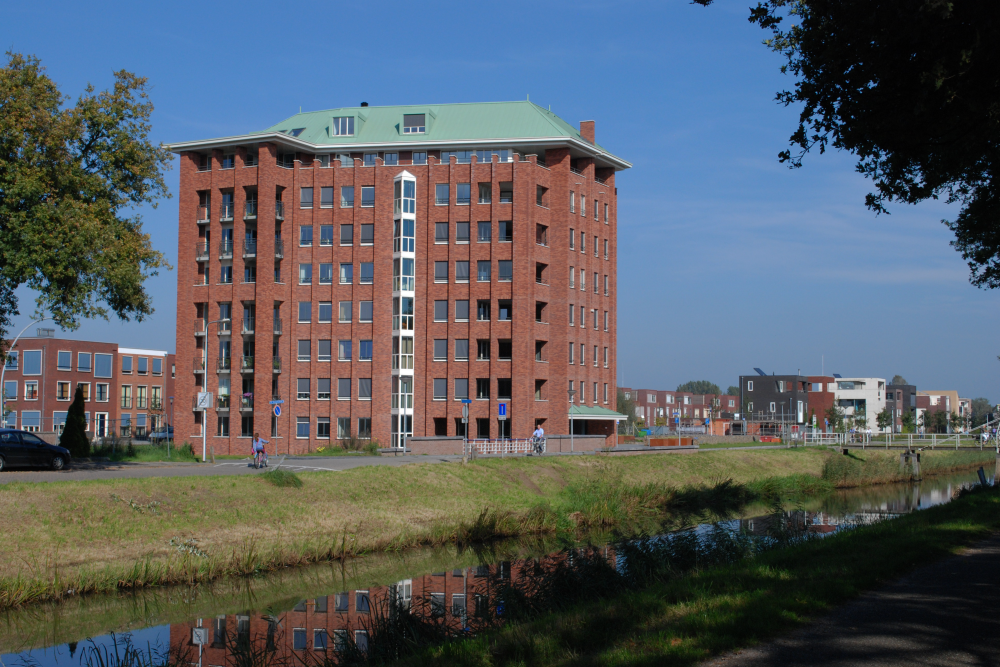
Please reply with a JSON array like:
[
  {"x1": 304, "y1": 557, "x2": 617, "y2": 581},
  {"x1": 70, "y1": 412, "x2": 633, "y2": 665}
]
[
  {"x1": 360, "y1": 102, "x2": 369, "y2": 107},
  {"x1": 580, "y1": 120, "x2": 595, "y2": 144}
]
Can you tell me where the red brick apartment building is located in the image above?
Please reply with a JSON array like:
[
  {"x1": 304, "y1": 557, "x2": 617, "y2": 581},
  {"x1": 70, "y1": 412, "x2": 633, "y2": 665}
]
[
  {"x1": 620, "y1": 387, "x2": 739, "y2": 425},
  {"x1": 1, "y1": 332, "x2": 175, "y2": 437},
  {"x1": 166, "y1": 101, "x2": 629, "y2": 453}
]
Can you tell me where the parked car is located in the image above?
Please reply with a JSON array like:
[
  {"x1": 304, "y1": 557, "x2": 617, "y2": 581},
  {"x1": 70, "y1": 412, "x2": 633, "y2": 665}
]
[
  {"x1": 0, "y1": 429, "x2": 72, "y2": 471},
  {"x1": 148, "y1": 427, "x2": 174, "y2": 444}
]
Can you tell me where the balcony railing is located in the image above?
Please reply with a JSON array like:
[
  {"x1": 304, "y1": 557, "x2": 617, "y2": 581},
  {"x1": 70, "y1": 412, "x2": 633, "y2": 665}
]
[
  {"x1": 150, "y1": 399, "x2": 163, "y2": 410},
  {"x1": 195, "y1": 242, "x2": 209, "y2": 261},
  {"x1": 275, "y1": 201, "x2": 285, "y2": 220},
  {"x1": 240, "y1": 395, "x2": 253, "y2": 411},
  {"x1": 217, "y1": 357, "x2": 231, "y2": 372},
  {"x1": 216, "y1": 394, "x2": 230, "y2": 410},
  {"x1": 241, "y1": 355, "x2": 254, "y2": 372},
  {"x1": 243, "y1": 239, "x2": 257, "y2": 257},
  {"x1": 274, "y1": 239, "x2": 284, "y2": 258},
  {"x1": 595, "y1": 176, "x2": 608, "y2": 185},
  {"x1": 273, "y1": 319, "x2": 282, "y2": 335},
  {"x1": 194, "y1": 320, "x2": 207, "y2": 335},
  {"x1": 220, "y1": 203, "x2": 235, "y2": 221},
  {"x1": 570, "y1": 166, "x2": 583, "y2": 176},
  {"x1": 194, "y1": 357, "x2": 206, "y2": 373},
  {"x1": 272, "y1": 357, "x2": 281, "y2": 373},
  {"x1": 244, "y1": 200, "x2": 257, "y2": 219},
  {"x1": 242, "y1": 318, "x2": 255, "y2": 334},
  {"x1": 218, "y1": 319, "x2": 231, "y2": 335},
  {"x1": 499, "y1": 192, "x2": 513, "y2": 204},
  {"x1": 197, "y1": 205, "x2": 210, "y2": 223},
  {"x1": 219, "y1": 240, "x2": 234, "y2": 258}
]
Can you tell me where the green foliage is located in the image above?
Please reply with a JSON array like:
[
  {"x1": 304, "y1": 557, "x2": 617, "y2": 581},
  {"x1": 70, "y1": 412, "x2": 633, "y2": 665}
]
[
  {"x1": 970, "y1": 397, "x2": 993, "y2": 427},
  {"x1": 875, "y1": 406, "x2": 892, "y2": 430},
  {"x1": 616, "y1": 388, "x2": 637, "y2": 426},
  {"x1": 59, "y1": 384, "x2": 90, "y2": 457},
  {"x1": 726, "y1": 385, "x2": 739, "y2": 396},
  {"x1": 261, "y1": 469, "x2": 303, "y2": 488},
  {"x1": 900, "y1": 410, "x2": 916, "y2": 433},
  {"x1": 922, "y1": 410, "x2": 950, "y2": 434},
  {"x1": 824, "y1": 405, "x2": 845, "y2": 432},
  {"x1": 676, "y1": 380, "x2": 721, "y2": 395},
  {"x1": 891, "y1": 375, "x2": 908, "y2": 386},
  {"x1": 0, "y1": 52, "x2": 172, "y2": 351},
  {"x1": 693, "y1": 1, "x2": 1000, "y2": 289}
]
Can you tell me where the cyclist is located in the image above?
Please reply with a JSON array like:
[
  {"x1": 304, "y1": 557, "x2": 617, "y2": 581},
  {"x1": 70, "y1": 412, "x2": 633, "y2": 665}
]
[
  {"x1": 251, "y1": 432, "x2": 269, "y2": 468},
  {"x1": 531, "y1": 424, "x2": 545, "y2": 456}
]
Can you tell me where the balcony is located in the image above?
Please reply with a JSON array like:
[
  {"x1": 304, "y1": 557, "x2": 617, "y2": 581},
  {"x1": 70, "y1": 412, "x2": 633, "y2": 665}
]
[
  {"x1": 272, "y1": 357, "x2": 281, "y2": 373},
  {"x1": 275, "y1": 201, "x2": 285, "y2": 220},
  {"x1": 595, "y1": 176, "x2": 608, "y2": 185},
  {"x1": 244, "y1": 200, "x2": 257, "y2": 220},
  {"x1": 220, "y1": 203, "x2": 235, "y2": 221},
  {"x1": 217, "y1": 357, "x2": 231, "y2": 373},
  {"x1": 197, "y1": 205, "x2": 210, "y2": 224},
  {"x1": 195, "y1": 242, "x2": 209, "y2": 261},
  {"x1": 570, "y1": 166, "x2": 583, "y2": 176},
  {"x1": 241, "y1": 318, "x2": 255, "y2": 335},
  {"x1": 243, "y1": 239, "x2": 257, "y2": 258},
  {"x1": 219, "y1": 240, "x2": 233, "y2": 258},
  {"x1": 216, "y1": 394, "x2": 230, "y2": 410},
  {"x1": 194, "y1": 357, "x2": 206, "y2": 373},
  {"x1": 218, "y1": 319, "x2": 232, "y2": 335},
  {"x1": 273, "y1": 318, "x2": 282, "y2": 335},
  {"x1": 240, "y1": 394, "x2": 254, "y2": 411},
  {"x1": 274, "y1": 238, "x2": 284, "y2": 258},
  {"x1": 241, "y1": 355, "x2": 254, "y2": 373},
  {"x1": 194, "y1": 320, "x2": 207, "y2": 336},
  {"x1": 150, "y1": 399, "x2": 163, "y2": 410},
  {"x1": 499, "y1": 191, "x2": 513, "y2": 204}
]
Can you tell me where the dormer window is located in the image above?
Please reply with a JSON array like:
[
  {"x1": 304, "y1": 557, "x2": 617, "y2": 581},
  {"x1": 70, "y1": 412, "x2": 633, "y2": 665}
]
[
  {"x1": 285, "y1": 128, "x2": 305, "y2": 137},
  {"x1": 403, "y1": 114, "x2": 425, "y2": 134},
  {"x1": 332, "y1": 117, "x2": 354, "y2": 136}
]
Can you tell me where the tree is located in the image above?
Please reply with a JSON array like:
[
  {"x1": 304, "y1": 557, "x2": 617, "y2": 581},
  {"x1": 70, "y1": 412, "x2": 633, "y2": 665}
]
[
  {"x1": 891, "y1": 375, "x2": 908, "y2": 386},
  {"x1": 59, "y1": 384, "x2": 90, "y2": 458},
  {"x1": 900, "y1": 409, "x2": 916, "y2": 434},
  {"x1": 693, "y1": 1, "x2": 1000, "y2": 288},
  {"x1": 616, "y1": 388, "x2": 638, "y2": 427},
  {"x1": 876, "y1": 406, "x2": 893, "y2": 431},
  {"x1": 824, "y1": 405, "x2": 845, "y2": 432},
  {"x1": 0, "y1": 53, "x2": 171, "y2": 352},
  {"x1": 970, "y1": 397, "x2": 993, "y2": 427},
  {"x1": 676, "y1": 380, "x2": 721, "y2": 395},
  {"x1": 727, "y1": 386, "x2": 739, "y2": 396}
]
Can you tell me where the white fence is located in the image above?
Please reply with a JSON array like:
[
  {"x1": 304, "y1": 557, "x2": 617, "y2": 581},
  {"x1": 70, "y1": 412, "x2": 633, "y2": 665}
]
[{"x1": 465, "y1": 438, "x2": 544, "y2": 456}]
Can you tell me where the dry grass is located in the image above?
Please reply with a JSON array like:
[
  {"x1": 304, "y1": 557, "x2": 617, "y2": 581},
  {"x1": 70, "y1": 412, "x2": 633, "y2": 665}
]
[{"x1": 0, "y1": 448, "x2": 990, "y2": 610}]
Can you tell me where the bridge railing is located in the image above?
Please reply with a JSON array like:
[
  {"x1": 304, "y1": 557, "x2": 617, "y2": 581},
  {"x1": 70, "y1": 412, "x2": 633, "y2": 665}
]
[{"x1": 465, "y1": 438, "x2": 544, "y2": 456}]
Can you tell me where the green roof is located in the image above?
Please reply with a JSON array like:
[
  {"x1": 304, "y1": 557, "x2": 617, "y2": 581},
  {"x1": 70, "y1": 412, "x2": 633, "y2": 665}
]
[{"x1": 569, "y1": 405, "x2": 629, "y2": 420}]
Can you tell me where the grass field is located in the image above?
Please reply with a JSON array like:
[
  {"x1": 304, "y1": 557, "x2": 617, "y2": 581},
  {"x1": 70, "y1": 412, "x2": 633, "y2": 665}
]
[
  {"x1": 0, "y1": 447, "x2": 992, "y2": 610},
  {"x1": 406, "y1": 485, "x2": 1000, "y2": 667}
]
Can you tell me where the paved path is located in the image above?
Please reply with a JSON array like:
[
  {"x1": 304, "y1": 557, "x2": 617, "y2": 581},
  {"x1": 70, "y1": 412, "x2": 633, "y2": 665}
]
[
  {"x1": 704, "y1": 536, "x2": 1000, "y2": 667},
  {"x1": 0, "y1": 453, "x2": 461, "y2": 483}
]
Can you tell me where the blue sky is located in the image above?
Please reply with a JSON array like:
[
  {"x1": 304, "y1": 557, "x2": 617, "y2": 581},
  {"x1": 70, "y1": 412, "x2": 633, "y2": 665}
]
[{"x1": 4, "y1": 0, "x2": 996, "y2": 400}]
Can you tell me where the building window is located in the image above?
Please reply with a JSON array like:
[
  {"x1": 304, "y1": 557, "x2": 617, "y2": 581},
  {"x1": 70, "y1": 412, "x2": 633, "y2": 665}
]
[
  {"x1": 337, "y1": 378, "x2": 351, "y2": 400},
  {"x1": 363, "y1": 153, "x2": 378, "y2": 167},
  {"x1": 152, "y1": 358, "x2": 162, "y2": 375},
  {"x1": 337, "y1": 417, "x2": 351, "y2": 439},
  {"x1": 455, "y1": 378, "x2": 469, "y2": 400},
  {"x1": 581, "y1": 195, "x2": 586, "y2": 217},
  {"x1": 296, "y1": 416, "x2": 309, "y2": 438},
  {"x1": 121, "y1": 355, "x2": 133, "y2": 374},
  {"x1": 318, "y1": 302, "x2": 333, "y2": 323},
  {"x1": 455, "y1": 339, "x2": 469, "y2": 361},
  {"x1": 299, "y1": 225, "x2": 313, "y2": 246},
  {"x1": 569, "y1": 304, "x2": 575, "y2": 326},
  {"x1": 456, "y1": 183, "x2": 471, "y2": 205},
  {"x1": 477, "y1": 221, "x2": 492, "y2": 242},
  {"x1": 331, "y1": 116, "x2": 354, "y2": 136},
  {"x1": 297, "y1": 378, "x2": 310, "y2": 400},
  {"x1": 338, "y1": 340, "x2": 352, "y2": 361},
  {"x1": 358, "y1": 417, "x2": 372, "y2": 438},
  {"x1": 341, "y1": 186, "x2": 354, "y2": 207},
  {"x1": 358, "y1": 339, "x2": 372, "y2": 361},
  {"x1": 320, "y1": 186, "x2": 334, "y2": 208},
  {"x1": 361, "y1": 186, "x2": 375, "y2": 207},
  {"x1": 57, "y1": 351, "x2": 71, "y2": 370},
  {"x1": 604, "y1": 311, "x2": 609, "y2": 331},
  {"x1": 96, "y1": 383, "x2": 109, "y2": 402},
  {"x1": 569, "y1": 229, "x2": 575, "y2": 250},
  {"x1": 456, "y1": 221, "x2": 470, "y2": 243},
  {"x1": 568, "y1": 343, "x2": 574, "y2": 364},
  {"x1": 433, "y1": 339, "x2": 447, "y2": 361},
  {"x1": 340, "y1": 263, "x2": 353, "y2": 284},
  {"x1": 434, "y1": 378, "x2": 447, "y2": 400},
  {"x1": 435, "y1": 184, "x2": 449, "y2": 206},
  {"x1": 434, "y1": 300, "x2": 448, "y2": 322},
  {"x1": 455, "y1": 261, "x2": 470, "y2": 283},
  {"x1": 747, "y1": 381, "x2": 754, "y2": 391},
  {"x1": 477, "y1": 260, "x2": 491, "y2": 282},
  {"x1": 476, "y1": 418, "x2": 490, "y2": 438},
  {"x1": 318, "y1": 340, "x2": 332, "y2": 362},
  {"x1": 455, "y1": 300, "x2": 469, "y2": 321},
  {"x1": 299, "y1": 264, "x2": 312, "y2": 284},
  {"x1": 300, "y1": 187, "x2": 313, "y2": 208},
  {"x1": 498, "y1": 260, "x2": 512, "y2": 282},
  {"x1": 340, "y1": 301, "x2": 352, "y2": 322},
  {"x1": 604, "y1": 202, "x2": 609, "y2": 223},
  {"x1": 477, "y1": 340, "x2": 491, "y2": 361},
  {"x1": 478, "y1": 182, "x2": 492, "y2": 204},
  {"x1": 317, "y1": 417, "x2": 331, "y2": 439},
  {"x1": 359, "y1": 378, "x2": 372, "y2": 400},
  {"x1": 359, "y1": 301, "x2": 373, "y2": 322},
  {"x1": 498, "y1": 220, "x2": 512, "y2": 242},
  {"x1": 476, "y1": 378, "x2": 490, "y2": 400},
  {"x1": 570, "y1": 191, "x2": 575, "y2": 213},
  {"x1": 24, "y1": 381, "x2": 38, "y2": 400},
  {"x1": 412, "y1": 151, "x2": 427, "y2": 165},
  {"x1": 298, "y1": 301, "x2": 311, "y2": 323},
  {"x1": 569, "y1": 266, "x2": 575, "y2": 289},
  {"x1": 360, "y1": 262, "x2": 374, "y2": 284},
  {"x1": 359, "y1": 223, "x2": 374, "y2": 245},
  {"x1": 297, "y1": 340, "x2": 310, "y2": 362},
  {"x1": 477, "y1": 300, "x2": 491, "y2": 321},
  {"x1": 56, "y1": 381, "x2": 71, "y2": 401},
  {"x1": 384, "y1": 152, "x2": 398, "y2": 165},
  {"x1": 3, "y1": 351, "x2": 17, "y2": 370},
  {"x1": 498, "y1": 300, "x2": 512, "y2": 321},
  {"x1": 435, "y1": 222, "x2": 449, "y2": 243}
]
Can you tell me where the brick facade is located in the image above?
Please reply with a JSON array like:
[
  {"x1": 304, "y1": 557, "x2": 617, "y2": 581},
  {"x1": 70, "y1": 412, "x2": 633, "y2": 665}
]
[{"x1": 170, "y1": 104, "x2": 625, "y2": 454}]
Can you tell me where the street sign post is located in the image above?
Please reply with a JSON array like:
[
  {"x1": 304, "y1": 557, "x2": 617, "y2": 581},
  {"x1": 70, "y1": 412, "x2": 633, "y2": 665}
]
[
  {"x1": 195, "y1": 392, "x2": 212, "y2": 410},
  {"x1": 192, "y1": 628, "x2": 208, "y2": 646},
  {"x1": 498, "y1": 402, "x2": 507, "y2": 420},
  {"x1": 273, "y1": 405, "x2": 281, "y2": 417}
]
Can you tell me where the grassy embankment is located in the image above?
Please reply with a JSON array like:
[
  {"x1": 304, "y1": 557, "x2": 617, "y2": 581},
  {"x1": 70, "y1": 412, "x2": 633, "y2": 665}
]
[
  {"x1": 0, "y1": 448, "x2": 991, "y2": 610},
  {"x1": 407, "y1": 485, "x2": 1000, "y2": 667}
]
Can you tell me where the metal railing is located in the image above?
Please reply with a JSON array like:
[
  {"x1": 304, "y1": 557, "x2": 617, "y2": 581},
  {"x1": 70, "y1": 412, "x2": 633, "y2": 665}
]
[
  {"x1": 272, "y1": 357, "x2": 281, "y2": 373},
  {"x1": 464, "y1": 438, "x2": 544, "y2": 456},
  {"x1": 595, "y1": 176, "x2": 608, "y2": 185},
  {"x1": 570, "y1": 167, "x2": 583, "y2": 175},
  {"x1": 217, "y1": 357, "x2": 231, "y2": 372},
  {"x1": 275, "y1": 201, "x2": 285, "y2": 219},
  {"x1": 195, "y1": 243, "x2": 209, "y2": 260},
  {"x1": 240, "y1": 355, "x2": 254, "y2": 372},
  {"x1": 499, "y1": 192, "x2": 513, "y2": 203},
  {"x1": 243, "y1": 239, "x2": 257, "y2": 257},
  {"x1": 218, "y1": 320, "x2": 231, "y2": 334},
  {"x1": 193, "y1": 320, "x2": 207, "y2": 335},
  {"x1": 194, "y1": 357, "x2": 206, "y2": 372},
  {"x1": 219, "y1": 240, "x2": 234, "y2": 257},
  {"x1": 197, "y1": 205, "x2": 210, "y2": 222},
  {"x1": 273, "y1": 318, "x2": 282, "y2": 335},
  {"x1": 240, "y1": 395, "x2": 253, "y2": 410},
  {"x1": 242, "y1": 318, "x2": 255, "y2": 334},
  {"x1": 220, "y1": 203, "x2": 235, "y2": 220},
  {"x1": 274, "y1": 239, "x2": 284, "y2": 258},
  {"x1": 216, "y1": 394, "x2": 230, "y2": 409},
  {"x1": 244, "y1": 200, "x2": 257, "y2": 218}
]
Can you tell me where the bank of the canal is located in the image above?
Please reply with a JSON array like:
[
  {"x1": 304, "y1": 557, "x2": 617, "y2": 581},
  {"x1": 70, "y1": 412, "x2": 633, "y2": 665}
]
[
  {"x1": 0, "y1": 448, "x2": 993, "y2": 610},
  {"x1": 0, "y1": 469, "x2": 986, "y2": 665}
]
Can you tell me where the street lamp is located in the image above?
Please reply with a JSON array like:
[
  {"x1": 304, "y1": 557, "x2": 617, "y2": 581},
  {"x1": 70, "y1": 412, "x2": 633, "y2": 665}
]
[
  {"x1": 567, "y1": 387, "x2": 577, "y2": 453},
  {"x1": 201, "y1": 318, "x2": 230, "y2": 462},
  {"x1": 1, "y1": 317, "x2": 51, "y2": 428}
]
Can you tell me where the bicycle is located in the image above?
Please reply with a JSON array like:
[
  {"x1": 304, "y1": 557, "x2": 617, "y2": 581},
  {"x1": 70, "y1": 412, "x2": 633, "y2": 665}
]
[
  {"x1": 253, "y1": 450, "x2": 268, "y2": 469},
  {"x1": 531, "y1": 437, "x2": 545, "y2": 456}
]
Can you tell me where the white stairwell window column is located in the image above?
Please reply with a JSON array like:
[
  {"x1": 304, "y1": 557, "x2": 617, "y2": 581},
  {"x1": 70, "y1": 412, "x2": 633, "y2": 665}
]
[{"x1": 391, "y1": 172, "x2": 417, "y2": 449}]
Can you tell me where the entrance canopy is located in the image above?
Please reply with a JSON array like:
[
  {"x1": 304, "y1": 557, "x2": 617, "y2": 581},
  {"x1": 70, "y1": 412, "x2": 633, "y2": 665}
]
[{"x1": 568, "y1": 405, "x2": 628, "y2": 421}]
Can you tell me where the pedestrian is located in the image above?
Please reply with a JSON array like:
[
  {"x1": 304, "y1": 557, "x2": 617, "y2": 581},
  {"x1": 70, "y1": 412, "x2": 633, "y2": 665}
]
[{"x1": 531, "y1": 424, "x2": 545, "y2": 455}]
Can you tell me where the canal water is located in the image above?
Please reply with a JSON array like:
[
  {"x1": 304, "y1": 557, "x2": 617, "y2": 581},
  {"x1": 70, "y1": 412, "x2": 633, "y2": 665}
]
[{"x1": 0, "y1": 470, "x2": 982, "y2": 665}]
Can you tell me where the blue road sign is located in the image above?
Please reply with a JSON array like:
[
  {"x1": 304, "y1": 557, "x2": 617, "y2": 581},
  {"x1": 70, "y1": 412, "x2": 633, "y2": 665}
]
[
  {"x1": 273, "y1": 405, "x2": 281, "y2": 417},
  {"x1": 461, "y1": 399, "x2": 472, "y2": 404},
  {"x1": 674, "y1": 417, "x2": 680, "y2": 424},
  {"x1": 269, "y1": 400, "x2": 284, "y2": 405},
  {"x1": 498, "y1": 403, "x2": 507, "y2": 417}
]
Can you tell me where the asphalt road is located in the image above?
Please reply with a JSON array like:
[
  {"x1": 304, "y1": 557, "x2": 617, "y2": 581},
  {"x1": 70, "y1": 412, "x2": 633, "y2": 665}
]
[
  {"x1": 704, "y1": 536, "x2": 1000, "y2": 667},
  {"x1": 0, "y1": 453, "x2": 461, "y2": 483}
]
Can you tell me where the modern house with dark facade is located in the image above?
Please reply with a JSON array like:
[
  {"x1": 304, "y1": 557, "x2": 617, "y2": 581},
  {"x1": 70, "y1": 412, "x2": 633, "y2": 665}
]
[
  {"x1": 738, "y1": 371, "x2": 810, "y2": 424},
  {"x1": 166, "y1": 101, "x2": 629, "y2": 453},
  {"x1": 886, "y1": 383, "x2": 917, "y2": 431}
]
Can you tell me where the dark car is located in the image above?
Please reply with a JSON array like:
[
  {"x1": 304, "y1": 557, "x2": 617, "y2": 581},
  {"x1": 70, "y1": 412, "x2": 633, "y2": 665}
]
[{"x1": 0, "y1": 429, "x2": 72, "y2": 471}]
